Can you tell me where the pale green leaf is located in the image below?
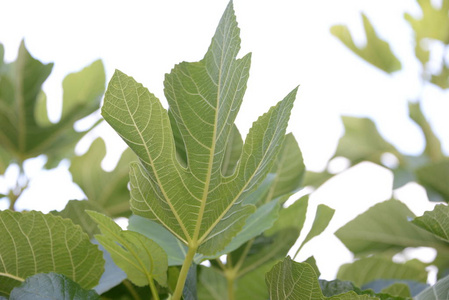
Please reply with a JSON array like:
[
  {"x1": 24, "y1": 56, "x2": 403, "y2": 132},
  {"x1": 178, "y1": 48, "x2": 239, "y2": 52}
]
[
  {"x1": 335, "y1": 116, "x2": 400, "y2": 166},
  {"x1": 415, "y1": 275, "x2": 449, "y2": 300},
  {"x1": 335, "y1": 199, "x2": 444, "y2": 255},
  {"x1": 102, "y1": 2, "x2": 297, "y2": 255},
  {"x1": 70, "y1": 138, "x2": 136, "y2": 217},
  {"x1": 431, "y1": 63, "x2": 449, "y2": 89},
  {"x1": 331, "y1": 14, "x2": 401, "y2": 73},
  {"x1": 381, "y1": 283, "x2": 411, "y2": 298},
  {"x1": 337, "y1": 256, "x2": 428, "y2": 287},
  {"x1": 408, "y1": 102, "x2": 444, "y2": 162},
  {"x1": 0, "y1": 41, "x2": 105, "y2": 168},
  {"x1": 221, "y1": 124, "x2": 243, "y2": 177},
  {"x1": 413, "y1": 204, "x2": 449, "y2": 242},
  {"x1": 197, "y1": 266, "x2": 227, "y2": 300},
  {"x1": 266, "y1": 257, "x2": 373, "y2": 300},
  {"x1": 9, "y1": 273, "x2": 99, "y2": 300},
  {"x1": 0, "y1": 210, "x2": 104, "y2": 296},
  {"x1": 416, "y1": 160, "x2": 449, "y2": 203},
  {"x1": 87, "y1": 211, "x2": 168, "y2": 287},
  {"x1": 51, "y1": 200, "x2": 102, "y2": 238},
  {"x1": 235, "y1": 262, "x2": 274, "y2": 300},
  {"x1": 265, "y1": 133, "x2": 305, "y2": 202},
  {"x1": 294, "y1": 204, "x2": 335, "y2": 256},
  {"x1": 303, "y1": 170, "x2": 334, "y2": 189}
]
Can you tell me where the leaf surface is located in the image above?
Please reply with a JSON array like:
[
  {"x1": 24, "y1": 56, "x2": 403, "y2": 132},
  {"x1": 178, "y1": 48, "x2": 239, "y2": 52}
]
[
  {"x1": 0, "y1": 210, "x2": 104, "y2": 295},
  {"x1": 335, "y1": 199, "x2": 444, "y2": 255},
  {"x1": 70, "y1": 138, "x2": 136, "y2": 217},
  {"x1": 415, "y1": 275, "x2": 449, "y2": 300},
  {"x1": 0, "y1": 42, "x2": 104, "y2": 167},
  {"x1": 416, "y1": 161, "x2": 449, "y2": 203},
  {"x1": 102, "y1": 2, "x2": 297, "y2": 255},
  {"x1": 9, "y1": 273, "x2": 99, "y2": 300},
  {"x1": 413, "y1": 204, "x2": 449, "y2": 242},
  {"x1": 331, "y1": 14, "x2": 401, "y2": 73},
  {"x1": 88, "y1": 211, "x2": 168, "y2": 287}
]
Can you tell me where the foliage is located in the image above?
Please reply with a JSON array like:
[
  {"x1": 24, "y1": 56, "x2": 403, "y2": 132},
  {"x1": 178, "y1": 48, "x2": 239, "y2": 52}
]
[{"x1": 0, "y1": 0, "x2": 448, "y2": 299}]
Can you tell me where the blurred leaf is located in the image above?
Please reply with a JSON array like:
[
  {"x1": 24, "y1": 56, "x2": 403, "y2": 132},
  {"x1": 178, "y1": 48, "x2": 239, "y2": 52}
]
[
  {"x1": 416, "y1": 160, "x2": 449, "y2": 203},
  {"x1": 70, "y1": 138, "x2": 136, "y2": 217},
  {"x1": 51, "y1": 200, "x2": 102, "y2": 238},
  {"x1": 183, "y1": 264, "x2": 198, "y2": 300},
  {"x1": 235, "y1": 263, "x2": 274, "y2": 300},
  {"x1": 265, "y1": 133, "x2": 305, "y2": 202},
  {"x1": 0, "y1": 210, "x2": 104, "y2": 296},
  {"x1": 335, "y1": 199, "x2": 444, "y2": 256},
  {"x1": 266, "y1": 195, "x2": 309, "y2": 236},
  {"x1": 413, "y1": 204, "x2": 449, "y2": 242},
  {"x1": 295, "y1": 204, "x2": 334, "y2": 256},
  {"x1": 88, "y1": 211, "x2": 168, "y2": 287},
  {"x1": 266, "y1": 257, "x2": 373, "y2": 300},
  {"x1": 337, "y1": 256, "x2": 427, "y2": 287},
  {"x1": 415, "y1": 275, "x2": 449, "y2": 300},
  {"x1": 331, "y1": 14, "x2": 401, "y2": 73},
  {"x1": 362, "y1": 279, "x2": 428, "y2": 297},
  {"x1": 0, "y1": 41, "x2": 104, "y2": 169},
  {"x1": 431, "y1": 64, "x2": 449, "y2": 89},
  {"x1": 197, "y1": 266, "x2": 227, "y2": 300},
  {"x1": 408, "y1": 102, "x2": 444, "y2": 162},
  {"x1": 335, "y1": 116, "x2": 400, "y2": 166},
  {"x1": 303, "y1": 170, "x2": 334, "y2": 189},
  {"x1": 404, "y1": 0, "x2": 449, "y2": 43},
  {"x1": 381, "y1": 283, "x2": 411, "y2": 298},
  {"x1": 9, "y1": 273, "x2": 99, "y2": 300}
]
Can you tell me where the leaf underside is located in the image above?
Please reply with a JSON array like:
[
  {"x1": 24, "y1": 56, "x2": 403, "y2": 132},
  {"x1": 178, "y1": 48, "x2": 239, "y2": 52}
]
[{"x1": 101, "y1": 1, "x2": 297, "y2": 255}]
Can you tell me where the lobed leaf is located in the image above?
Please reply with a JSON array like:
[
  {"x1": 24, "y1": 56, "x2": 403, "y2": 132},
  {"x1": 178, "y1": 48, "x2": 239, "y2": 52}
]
[
  {"x1": 0, "y1": 210, "x2": 104, "y2": 296},
  {"x1": 102, "y1": 1, "x2": 297, "y2": 256},
  {"x1": 331, "y1": 14, "x2": 401, "y2": 73},
  {"x1": 0, "y1": 42, "x2": 104, "y2": 168},
  {"x1": 70, "y1": 138, "x2": 136, "y2": 217}
]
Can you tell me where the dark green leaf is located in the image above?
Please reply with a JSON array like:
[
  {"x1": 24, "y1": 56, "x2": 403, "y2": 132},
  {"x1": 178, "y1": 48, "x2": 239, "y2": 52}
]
[
  {"x1": 331, "y1": 14, "x2": 401, "y2": 73},
  {"x1": 0, "y1": 210, "x2": 104, "y2": 295},
  {"x1": 9, "y1": 273, "x2": 99, "y2": 300}
]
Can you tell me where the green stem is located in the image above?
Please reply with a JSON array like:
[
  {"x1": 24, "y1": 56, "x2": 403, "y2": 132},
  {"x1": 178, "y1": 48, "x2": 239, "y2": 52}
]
[
  {"x1": 122, "y1": 279, "x2": 142, "y2": 300},
  {"x1": 225, "y1": 271, "x2": 236, "y2": 300},
  {"x1": 148, "y1": 276, "x2": 160, "y2": 300},
  {"x1": 172, "y1": 245, "x2": 197, "y2": 300}
]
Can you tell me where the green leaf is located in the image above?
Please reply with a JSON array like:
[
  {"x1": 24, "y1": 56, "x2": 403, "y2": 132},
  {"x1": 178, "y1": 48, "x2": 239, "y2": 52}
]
[
  {"x1": 416, "y1": 160, "x2": 449, "y2": 203},
  {"x1": 0, "y1": 210, "x2": 104, "y2": 296},
  {"x1": 9, "y1": 273, "x2": 99, "y2": 300},
  {"x1": 337, "y1": 256, "x2": 428, "y2": 287},
  {"x1": 51, "y1": 200, "x2": 102, "y2": 238},
  {"x1": 266, "y1": 257, "x2": 373, "y2": 300},
  {"x1": 331, "y1": 14, "x2": 401, "y2": 73},
  {"x1": 294, "y1": 204, "x2": 335, "y2": 256},
  {"x1": 265, "y1": 133, "x2": 305, "y2": 202},
  {"x1": 408, "y1": 102, "x2": 444, "y2": 162},
  {"x1": 404, "y1": 0, "x2": 449, "y2": 44},
  {"x1": 335, "y1": 116, "x2": 400, "y2": 166},
  {"x1": 102, "y1": 2, "x2": 297, "y2": 255},
  {"x1": 304, "y1": 256, "x2": 321, "y2": 278},
  {"x1": 413, "y1": 204, "x2": 449, "y2": 242},
  {"x1": 87, "y1": 211, "x2": 168, "y2": 287},
  {"x1": 197, "y1": 266, "x2": 227, "y2": 300},
  {"x1": 430, "y1": 64, "x2": 449, "y2": 89},
  {"x1": 0, "y1": 41, "x2": 105, "y2": 167},
  {"x1": 415, "y1": 275, "x2": 449, "y2": 300},
  {"x1": 303, "y1": 170, "x2": 334, "y2": 189},
  {"x1": 70, "y1": 138, "x2": 136, "y2": 217},
  {"x1": 381, "y1": 283, "x2": 411, "y2": 298},
  {"x1": 335, "y1": 199, "x2": 444, "y2": 256}
]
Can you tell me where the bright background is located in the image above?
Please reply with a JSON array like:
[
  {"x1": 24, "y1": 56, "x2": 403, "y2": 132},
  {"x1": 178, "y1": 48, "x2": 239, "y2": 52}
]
[{"x1": 1, "y1": 0, "x2": 448, "y2": 282}]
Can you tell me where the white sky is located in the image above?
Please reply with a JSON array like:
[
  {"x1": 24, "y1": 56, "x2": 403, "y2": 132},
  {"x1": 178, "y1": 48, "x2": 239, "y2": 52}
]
[{"x1": 1, "y1": 0, "x2": 447, "y2": 282}]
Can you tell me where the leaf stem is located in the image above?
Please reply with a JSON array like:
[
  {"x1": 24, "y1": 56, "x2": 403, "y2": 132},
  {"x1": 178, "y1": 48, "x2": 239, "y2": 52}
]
[
  {"x1": 122, "y1": 279, "x2": 143, "y2": 300},
  {"x1": 172, "y1": 245, "x2": 197, "y2": 300},
  {"x1": 148, "y1": 276, "x2": 160, "y2": 300}
]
